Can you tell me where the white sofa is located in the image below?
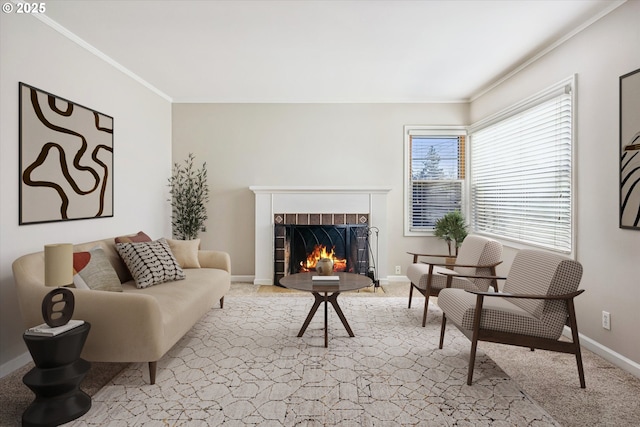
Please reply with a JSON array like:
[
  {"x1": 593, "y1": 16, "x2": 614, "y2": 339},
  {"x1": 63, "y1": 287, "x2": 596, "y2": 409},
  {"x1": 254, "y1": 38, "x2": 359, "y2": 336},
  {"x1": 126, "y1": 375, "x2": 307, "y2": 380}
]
[{"x1": 12, "y1": 236, "x2": 231, "y2": 384}]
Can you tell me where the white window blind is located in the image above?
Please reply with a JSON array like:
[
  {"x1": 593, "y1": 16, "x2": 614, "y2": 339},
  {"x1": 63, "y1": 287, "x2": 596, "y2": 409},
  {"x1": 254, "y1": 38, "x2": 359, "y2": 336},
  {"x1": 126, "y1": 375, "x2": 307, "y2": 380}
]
[
  {"x1": 408, "y1": 132, "x2": 465, "y2": 232},
  {"x1": 470, "y1": 88, "x2": 573, "y2": 253}
]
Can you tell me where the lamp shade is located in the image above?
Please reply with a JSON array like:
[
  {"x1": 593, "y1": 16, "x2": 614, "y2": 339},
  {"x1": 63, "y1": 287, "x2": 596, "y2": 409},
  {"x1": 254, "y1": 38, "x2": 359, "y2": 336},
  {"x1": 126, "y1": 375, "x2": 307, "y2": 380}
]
[{"x1": 44, "y1": 243, "x2": 73, "y2": 287}]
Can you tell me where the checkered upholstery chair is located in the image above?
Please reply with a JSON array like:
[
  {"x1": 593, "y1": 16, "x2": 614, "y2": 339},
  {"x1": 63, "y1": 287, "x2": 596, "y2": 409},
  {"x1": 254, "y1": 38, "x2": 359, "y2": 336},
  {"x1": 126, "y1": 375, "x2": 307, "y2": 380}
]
[
  {"x1": 406, "y1": 235, "x2": 503, "y2": 326},
  {"x1": 437, "y1": 249, "x2": 586, "y2": 387}
]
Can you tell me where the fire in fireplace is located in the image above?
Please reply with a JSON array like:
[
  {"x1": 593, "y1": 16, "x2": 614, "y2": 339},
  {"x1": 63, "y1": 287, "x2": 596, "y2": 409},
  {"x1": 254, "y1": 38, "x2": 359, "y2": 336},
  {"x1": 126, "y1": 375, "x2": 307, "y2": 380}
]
[
  {"x1": 299, "y1": 244, "x2": 347, "y2": 272},
  {"x1": 274, "y1": 224, "x2": 369, "y2": 284}
]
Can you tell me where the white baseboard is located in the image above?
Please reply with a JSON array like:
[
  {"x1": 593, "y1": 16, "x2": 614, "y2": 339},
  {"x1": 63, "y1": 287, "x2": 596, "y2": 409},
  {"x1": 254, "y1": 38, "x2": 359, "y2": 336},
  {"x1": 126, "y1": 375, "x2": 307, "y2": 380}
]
[
  {"x1": 386, "y1": 275, "x2": 409, "y2": 283},
  {"x1": 0, "y1": 351, "x2": 32, "y2": 379},
  {"x1": 563, "y1": 327, "x2": 640, "y2": 379},
  {"x1": 231, "y1": 275, "x2": 255, "y2": 284}
]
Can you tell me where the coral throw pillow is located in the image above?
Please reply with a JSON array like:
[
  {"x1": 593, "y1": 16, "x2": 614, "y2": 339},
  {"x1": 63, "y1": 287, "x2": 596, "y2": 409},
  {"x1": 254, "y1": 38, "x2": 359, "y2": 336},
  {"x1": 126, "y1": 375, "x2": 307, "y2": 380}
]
[{"x1": 114, "y1": 231, "x2": 152, "y2": 244}]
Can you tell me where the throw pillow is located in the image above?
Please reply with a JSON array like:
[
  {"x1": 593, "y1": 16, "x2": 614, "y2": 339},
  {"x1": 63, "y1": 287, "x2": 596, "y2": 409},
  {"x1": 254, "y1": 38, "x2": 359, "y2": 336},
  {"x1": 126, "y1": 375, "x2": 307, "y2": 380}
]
[
  {"x1": 114, "y1": 231, "x2": 152, "y2": 244},
  {"x1": 166, "y1": 238, "x2": 201, "y2": 268},
  {"x1": 115, "y1": 238, "x2": 186, "y2": 289},
  {"x1": 73, "y1": 247, "x2": 123, "y2": 292}
]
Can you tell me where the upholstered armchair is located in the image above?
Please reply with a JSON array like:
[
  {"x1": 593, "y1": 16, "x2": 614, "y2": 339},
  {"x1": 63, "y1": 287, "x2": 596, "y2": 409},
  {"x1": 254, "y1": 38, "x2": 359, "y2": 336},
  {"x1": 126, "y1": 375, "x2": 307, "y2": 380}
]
[
  {"x1": 437, "y1": 249, "x2": 586, "y2": 388},
  {"x1": 406, "y1": 234, "x2": 503, "y2": 326}
]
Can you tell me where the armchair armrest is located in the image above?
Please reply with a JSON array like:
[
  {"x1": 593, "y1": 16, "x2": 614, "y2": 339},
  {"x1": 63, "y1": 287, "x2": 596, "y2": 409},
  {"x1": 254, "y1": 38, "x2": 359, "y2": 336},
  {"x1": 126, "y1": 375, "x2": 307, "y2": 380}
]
[
  {"x1": 425, "y1": 260, "x2": 503, "y2": 270},
  {"x1": 438, "y1": 268, "x2": 506, "y2": 292},
  {"x1": 466, "y1": 289, "x2": 585, "y2": 301},
  {"x1": 438, "y1": 271, "x2": 507, "y2": 281},
  {"x1": 407, "y1": 252, "x2": 453, "y2": 263}
]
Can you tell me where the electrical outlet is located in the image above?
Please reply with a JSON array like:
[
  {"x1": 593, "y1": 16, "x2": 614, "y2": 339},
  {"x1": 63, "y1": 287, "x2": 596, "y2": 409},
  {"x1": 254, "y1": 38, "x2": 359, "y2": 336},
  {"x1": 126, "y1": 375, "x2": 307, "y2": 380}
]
[
  {"x1": 395, "y1": 265, "x2": 401, "y2": 274},
  {"x1": 602, "y1": 311, "x2": 611, "y2": 330}
]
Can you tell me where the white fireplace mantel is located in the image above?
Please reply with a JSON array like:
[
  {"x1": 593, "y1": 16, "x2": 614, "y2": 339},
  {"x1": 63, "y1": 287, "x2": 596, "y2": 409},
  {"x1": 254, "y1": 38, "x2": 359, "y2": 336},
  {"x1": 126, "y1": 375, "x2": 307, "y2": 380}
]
[{"x1": 250, "y1": 186, "x2": 391, "y2": 285}]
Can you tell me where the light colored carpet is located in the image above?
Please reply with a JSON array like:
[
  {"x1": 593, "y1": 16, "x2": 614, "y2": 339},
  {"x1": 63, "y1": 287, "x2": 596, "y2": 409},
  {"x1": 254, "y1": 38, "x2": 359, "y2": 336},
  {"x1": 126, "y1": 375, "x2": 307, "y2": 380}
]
[
  {"x1": 232, "y1": 282, "x2": 640, "y2": 426},
  {"x1": 3, "y1": 283, "x2": 638, "y2": 426},
  {"x1": 66, "y1": 296, "x2": 558, "y2": 426}
]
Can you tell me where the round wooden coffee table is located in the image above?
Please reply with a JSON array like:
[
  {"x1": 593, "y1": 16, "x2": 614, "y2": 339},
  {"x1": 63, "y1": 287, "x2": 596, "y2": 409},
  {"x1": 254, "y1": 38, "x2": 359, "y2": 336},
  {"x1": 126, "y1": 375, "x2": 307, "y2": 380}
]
[{"x1": 279, "y1": 272, "x2": 372, "y2": 347}]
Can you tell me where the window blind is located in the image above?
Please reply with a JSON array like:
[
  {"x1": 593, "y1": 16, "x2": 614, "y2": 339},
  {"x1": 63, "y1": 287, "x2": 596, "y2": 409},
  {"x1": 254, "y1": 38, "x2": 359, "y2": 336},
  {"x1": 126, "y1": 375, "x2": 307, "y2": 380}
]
[{"x1": 470, "y1": 92, "x2": 572, "y2": 252}]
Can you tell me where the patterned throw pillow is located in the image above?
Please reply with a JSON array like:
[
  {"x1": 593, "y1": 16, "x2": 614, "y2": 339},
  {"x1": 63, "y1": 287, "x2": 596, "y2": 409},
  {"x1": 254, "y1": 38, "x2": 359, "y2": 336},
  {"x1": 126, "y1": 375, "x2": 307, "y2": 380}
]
[
  {"x1": 115, "y1": 238, "x2": 186, "y2": 289},
  {"x1": 73, "y1": 247, "x2": 123, "y2": 292},
  {"x1": 166, "y1": 238, "x2": 201, "y2": 268}
]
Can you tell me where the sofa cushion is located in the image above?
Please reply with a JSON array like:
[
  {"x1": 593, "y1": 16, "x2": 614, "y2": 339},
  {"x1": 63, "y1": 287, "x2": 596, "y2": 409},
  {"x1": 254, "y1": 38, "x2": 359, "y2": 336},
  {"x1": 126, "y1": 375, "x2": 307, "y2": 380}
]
[
  {"x1": 73, "y1": 247, "x2": 123, "y2": 292},
  {"x1": 115, "y1": 238, "x2": 185, "y2": 289},
  {"x1": 167, "y1": 238, "x2": 201, "y2": 268},
  {"x1": 120, "y1": 267, "x2": 230, "y2": 350}
]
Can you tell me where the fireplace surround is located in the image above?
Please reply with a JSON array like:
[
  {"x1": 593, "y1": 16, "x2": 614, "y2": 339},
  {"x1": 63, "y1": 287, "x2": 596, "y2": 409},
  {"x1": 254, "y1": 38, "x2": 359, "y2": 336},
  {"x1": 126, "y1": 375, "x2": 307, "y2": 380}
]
[
  {"x1": 274, "y1": 221, "x2": 370, "y2": 285},
  {"x1": 250, "y1": 186, "x2": 391, "y2": 285}
]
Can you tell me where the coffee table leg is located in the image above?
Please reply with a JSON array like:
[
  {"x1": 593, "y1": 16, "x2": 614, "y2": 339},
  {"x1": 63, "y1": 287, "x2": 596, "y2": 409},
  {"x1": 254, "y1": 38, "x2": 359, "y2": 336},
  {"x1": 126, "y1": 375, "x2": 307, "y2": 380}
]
[
  {"x1": 324, "y1": 292, "x2": 328, "y2": 348},
  {"x1": 328, "y1": 292, "x2": 355, "y2": 337},
  {"x1": 297, "y1": 293, "x2": 323, "y2": 337},
  {"x1": 298, "y1": 291, "x2": 354, "y2": 347}
]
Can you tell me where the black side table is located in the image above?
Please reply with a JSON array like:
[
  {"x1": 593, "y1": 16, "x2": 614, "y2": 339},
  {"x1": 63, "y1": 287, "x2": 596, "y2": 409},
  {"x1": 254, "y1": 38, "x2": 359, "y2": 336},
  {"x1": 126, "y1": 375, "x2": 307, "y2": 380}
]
[{"x1": 22, "y1": 322, "x2": 92, "y2": 427}]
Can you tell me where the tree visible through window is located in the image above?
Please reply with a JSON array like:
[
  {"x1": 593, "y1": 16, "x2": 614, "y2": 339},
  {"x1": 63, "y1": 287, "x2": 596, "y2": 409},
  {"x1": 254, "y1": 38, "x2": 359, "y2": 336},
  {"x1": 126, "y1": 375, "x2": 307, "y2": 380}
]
[{"x1": 407, "y1": 132, "x2": 465, "y2": 232}]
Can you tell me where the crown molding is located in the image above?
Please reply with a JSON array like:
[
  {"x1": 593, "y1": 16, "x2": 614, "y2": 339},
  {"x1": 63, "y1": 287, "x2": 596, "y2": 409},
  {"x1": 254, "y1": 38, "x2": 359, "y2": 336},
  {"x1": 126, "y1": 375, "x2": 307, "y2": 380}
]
[
  {"x1": 470, "y1": 0, "x2": 627, "y2": 102},
  {"x1": 20, "y1": 2, "x2": 173, "y2": 103}
]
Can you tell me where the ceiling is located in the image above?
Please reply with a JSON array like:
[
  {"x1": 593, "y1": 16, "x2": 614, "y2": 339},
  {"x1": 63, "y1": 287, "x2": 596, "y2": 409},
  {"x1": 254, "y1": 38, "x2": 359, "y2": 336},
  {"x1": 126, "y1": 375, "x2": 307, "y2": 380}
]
[{"x1": 40, "y1": 0, "x2": 623, "y2": 103}]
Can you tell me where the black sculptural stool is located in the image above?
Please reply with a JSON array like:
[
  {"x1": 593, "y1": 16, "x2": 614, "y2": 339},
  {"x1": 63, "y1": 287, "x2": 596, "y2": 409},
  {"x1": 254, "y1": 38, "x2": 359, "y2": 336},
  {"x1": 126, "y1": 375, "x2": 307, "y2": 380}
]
[
  {"x1": 22, "y1": 322, "x2": 92, "y2": 426},
  {"x1": 21, "y1": 287, "x2": 92, "y2": 426}
]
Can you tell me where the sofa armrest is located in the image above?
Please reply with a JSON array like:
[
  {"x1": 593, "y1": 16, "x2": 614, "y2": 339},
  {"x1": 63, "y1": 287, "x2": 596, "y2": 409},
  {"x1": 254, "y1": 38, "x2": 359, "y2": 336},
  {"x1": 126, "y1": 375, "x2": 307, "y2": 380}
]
[
  {"x1": 198, "y1": 250, "x2": 231, "y2": 273},
  {"x1": 70, "y1": 288, "x2": 166, "y2": 361}
]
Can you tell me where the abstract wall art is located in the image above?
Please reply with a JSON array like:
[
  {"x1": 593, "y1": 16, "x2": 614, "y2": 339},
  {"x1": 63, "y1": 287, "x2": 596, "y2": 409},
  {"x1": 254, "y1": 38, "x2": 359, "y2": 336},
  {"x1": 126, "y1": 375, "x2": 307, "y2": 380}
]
[
  {"x1": 620, "y1": 69, "x2": 640, "y2": 230},
  {"x1": 19, "y1": 83, "x2": 114, "y2": 224}
]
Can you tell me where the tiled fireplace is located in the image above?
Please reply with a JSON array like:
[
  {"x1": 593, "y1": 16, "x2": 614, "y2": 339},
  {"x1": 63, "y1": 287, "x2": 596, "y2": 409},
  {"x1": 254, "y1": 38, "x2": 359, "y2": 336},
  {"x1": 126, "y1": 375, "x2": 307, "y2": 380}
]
[
  {"x1": 273, "y1": 215, "x2": 370, "y2": 285},
  {"x1": 250, "y1": 186, "x2": 391, "y2": 285}
]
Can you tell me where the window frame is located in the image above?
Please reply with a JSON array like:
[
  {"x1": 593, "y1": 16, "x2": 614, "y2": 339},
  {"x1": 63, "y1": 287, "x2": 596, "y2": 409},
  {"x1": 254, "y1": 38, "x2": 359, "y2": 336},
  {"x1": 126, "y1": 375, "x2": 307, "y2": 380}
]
[
  {"x1": 467, "y1": 76, "x2": 576, "y2": 256},
  {"x1": 403, "y1": 126, "x2": 468, "y2": 236}
]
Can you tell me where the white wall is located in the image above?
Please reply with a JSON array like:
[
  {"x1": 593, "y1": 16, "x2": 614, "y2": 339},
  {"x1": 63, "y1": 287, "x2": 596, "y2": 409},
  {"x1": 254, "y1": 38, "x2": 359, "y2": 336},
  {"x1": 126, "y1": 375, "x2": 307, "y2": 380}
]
[
  {"x1": 470, "y1": 1, "x2": 640, "y2": 367},
  {"x1": 0, "y1": 14, "x2": 172, "y2": 375},
  {"x1": 172, "y1": 103, "x2": 468, "y2": 276}
]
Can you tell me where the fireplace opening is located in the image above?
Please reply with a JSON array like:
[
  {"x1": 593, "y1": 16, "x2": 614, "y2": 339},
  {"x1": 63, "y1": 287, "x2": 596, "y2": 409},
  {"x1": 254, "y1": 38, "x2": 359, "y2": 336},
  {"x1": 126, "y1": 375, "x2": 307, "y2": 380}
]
[{"x1": 274, "y1": 224, "x2": 369, "y2": 285}]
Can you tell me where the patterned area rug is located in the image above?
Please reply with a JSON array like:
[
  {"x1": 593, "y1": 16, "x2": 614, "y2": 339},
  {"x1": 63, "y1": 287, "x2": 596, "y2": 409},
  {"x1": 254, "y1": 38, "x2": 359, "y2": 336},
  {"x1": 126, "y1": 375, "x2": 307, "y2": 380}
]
[{"x1": 68, "y1": 296, "x2": 558, "y2": 426}]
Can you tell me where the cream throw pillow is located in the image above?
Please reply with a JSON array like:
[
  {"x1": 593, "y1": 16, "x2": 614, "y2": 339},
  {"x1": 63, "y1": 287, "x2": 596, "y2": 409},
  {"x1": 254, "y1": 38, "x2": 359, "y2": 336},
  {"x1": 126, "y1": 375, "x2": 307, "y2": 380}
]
[{"x1": 167, "y1": 238, "x2": 201, "y2": 268}]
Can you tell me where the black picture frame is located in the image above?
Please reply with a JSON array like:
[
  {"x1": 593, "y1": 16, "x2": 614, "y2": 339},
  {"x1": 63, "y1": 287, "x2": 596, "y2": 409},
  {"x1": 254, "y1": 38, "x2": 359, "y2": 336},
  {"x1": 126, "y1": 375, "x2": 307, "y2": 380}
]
[
  {"x1": 19, "y1": 82, "x2": 114, "y2": 225},
  {"x1": 619, "y1": 68, "x2": 640, "y2": 230}
]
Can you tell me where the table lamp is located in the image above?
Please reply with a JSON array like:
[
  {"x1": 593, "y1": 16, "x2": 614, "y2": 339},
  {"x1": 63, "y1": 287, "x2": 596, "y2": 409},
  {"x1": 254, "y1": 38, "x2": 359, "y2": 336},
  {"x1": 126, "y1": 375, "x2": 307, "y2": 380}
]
[
  {"x1": 43, "y1": 243, "x2": 74, "y2": 327},
  {"x1": 44, "y1": 243, "x2": 73, "y2": 287}
]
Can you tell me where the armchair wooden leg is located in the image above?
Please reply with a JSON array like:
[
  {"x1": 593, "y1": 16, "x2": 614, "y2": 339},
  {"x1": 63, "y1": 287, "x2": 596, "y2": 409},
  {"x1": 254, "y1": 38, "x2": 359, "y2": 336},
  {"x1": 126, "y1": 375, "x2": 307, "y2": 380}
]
[
  {"x1": 220, "y1": 296, "x2": 224, "y2": 309},
  {"x1": 439, "y1": 314, "x2": 447, "y2": 349},
  {"x1": 467, "y1": 338, "x2": 479, "y2": 386},
  {"x1": 422, "y1": 296, "x2": 429, "y2": 327},
  {"x1": 467, "y1": 294, "x2": 485, "y2": 385},
  {"x1": 567, "y1": 299, "x2": 586, "y2": 388},
  {"x1": 149, "y1": 361, "x2": 157, "y2": 385},
  {"x1": 408, "y1": 283, "x2": 414, "y2": 308}
]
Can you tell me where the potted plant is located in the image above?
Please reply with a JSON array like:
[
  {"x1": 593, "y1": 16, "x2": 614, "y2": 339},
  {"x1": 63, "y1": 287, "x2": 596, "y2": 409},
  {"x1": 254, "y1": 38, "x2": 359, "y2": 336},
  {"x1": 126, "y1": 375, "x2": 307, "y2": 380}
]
[
  {"x1": 434, "y1": 211, "x2": 468, "y2": 260},
  {"x1": 168, "y1": 153, "x2": 209, "y2": 240}
]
